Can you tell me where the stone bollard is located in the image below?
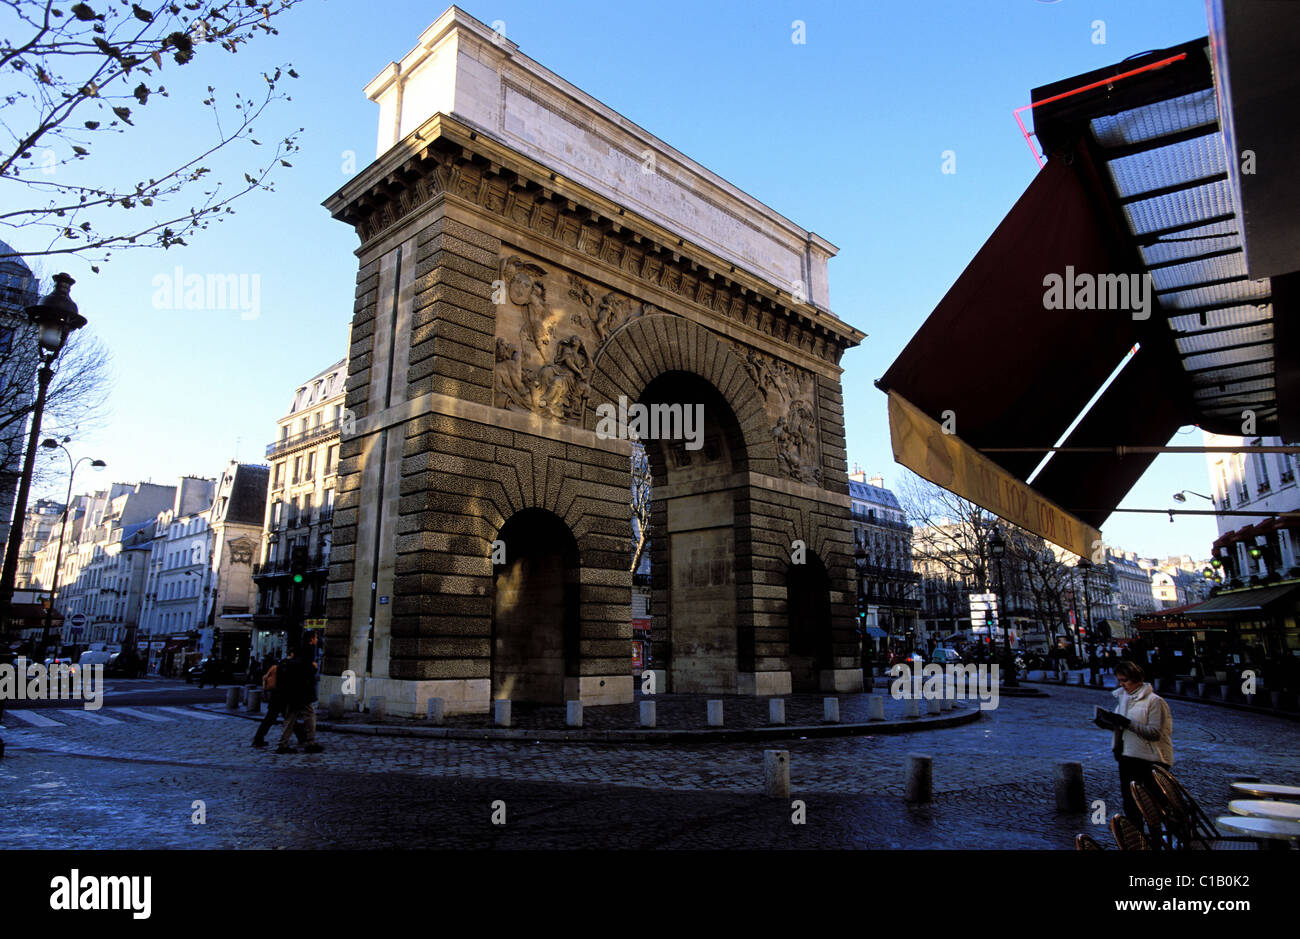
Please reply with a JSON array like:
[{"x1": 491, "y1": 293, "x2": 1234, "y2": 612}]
[
  {"x1": 764, "y1": 750, "x2": 790, "y2": 799},
  {"x1": 904, "y1": 697, "x2": 920, "y2": 718},
  {"x1": 905, "y1": 753, "x2": 933, "y2": 803},
  {"x1": 566, "y1": 700, "x2": 583, "y2": 728},
  {"x1": 225, "y1": 687, "x2": 240, "y2": 710},
  {"x1": 639, "y1": 700, "x2": 656, "y2": 728},
  {"x1": 328, "y1": 694, "x2": 345, "y2": 720},
  {"x1": 1219, "y1": 685, "x2": 1232, "y2": 703},
  {"x1": 868, "y1": 696, "x2": 885, "y2": 721},
  {"x1": 1055, "y1": 761, "x2": 1086, "y2": 813},
  {"x1": 368, "y1": 696, "x2": 387, "y2": 721},
  {"x1": 494, "y1": 699, "x2": 512, "y2": 727},
  {"x1": 927, "y1": 697, "x2": 942, "y2": 716},
  {"x1": 823, "y1": 697, "x2": 840, "y2": 723},
  {"x1": 769, "y1": 698, "x2": 786, "y2": 725},
  {"x1": 940, "y1": 686, "x2": 954, "y2": 711},
  {"x1": 707, "y1": 699, "x2": 724, "y2": 727},
  {"x1": 246, "y1": 689, "x2": 263, "y2": 713},
  {"x1": 426, "y1": 698, "x2": 445, "y2": 725}
]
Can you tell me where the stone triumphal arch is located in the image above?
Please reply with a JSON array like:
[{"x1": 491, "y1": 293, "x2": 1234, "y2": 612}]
[{"x1": 319, "y1": 8, "x2": 865, "y2": 716}]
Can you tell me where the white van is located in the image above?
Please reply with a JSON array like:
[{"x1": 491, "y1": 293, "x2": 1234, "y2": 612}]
[{"x1": 77, "y1": 650, "x2": 112, "y2": 668}]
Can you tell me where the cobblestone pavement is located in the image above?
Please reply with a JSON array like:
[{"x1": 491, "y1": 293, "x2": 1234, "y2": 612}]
[{"x1": 1, "y1": 685, "x2": 1296, "y2": 849}]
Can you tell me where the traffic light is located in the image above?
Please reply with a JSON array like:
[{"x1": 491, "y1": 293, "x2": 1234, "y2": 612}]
[{"x1": 290, "y1": 546, "x2": 308, "y2": 584}]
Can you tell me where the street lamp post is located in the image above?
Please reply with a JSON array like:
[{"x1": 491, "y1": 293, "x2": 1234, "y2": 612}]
[
  {"x1": 1079, "y1": 559, "x2": 1098, "y2": 686},
  {"x1": 0, "y1": 274, "x2": 88, "y2": 644},
  {"x1": 988, "y1": 525, "x2": 1018, "y2": 687},
  {"x1": 39, "y1": 438, "x2": 105, "y2": 660}
]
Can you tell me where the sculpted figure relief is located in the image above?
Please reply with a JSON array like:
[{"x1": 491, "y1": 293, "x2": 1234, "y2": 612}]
[
  {"x1": 733, "y1": 341, "x2": 822, "y2": 483},
  {"x1": 494, "y1": 254, "x2": 645, "y2": 424}
]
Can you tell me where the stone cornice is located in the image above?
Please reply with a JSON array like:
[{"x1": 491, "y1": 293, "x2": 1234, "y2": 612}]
[{"x1": 323, "y1": 114, "x2": 865, "y2": 367}]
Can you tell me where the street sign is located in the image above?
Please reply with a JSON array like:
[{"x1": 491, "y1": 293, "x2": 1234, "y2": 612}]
[
  {"x1": 69, "y1": 612, "x2": 87, "y2": 628},
  {"x1": 968, "y1": 593, "x2": 997, "y2": 602}
]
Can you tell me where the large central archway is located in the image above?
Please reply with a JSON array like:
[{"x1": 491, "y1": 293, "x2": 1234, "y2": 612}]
[
  {"x1": 636, "y1": 371, "x2": 747, "y2": 693},
  {"x1": 491, "y1": 508, "x2": 580, "y2": 705}
]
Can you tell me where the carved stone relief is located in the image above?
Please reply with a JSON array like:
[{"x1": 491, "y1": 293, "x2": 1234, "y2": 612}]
[
  {"x1": 494, "y1": 253, "x2": 654, "y2": 423},
  {"x1": 734, "y1": 342, "x2": 821, "y2": 484}
]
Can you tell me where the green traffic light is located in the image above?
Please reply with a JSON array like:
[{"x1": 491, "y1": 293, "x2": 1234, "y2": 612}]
[{"x1": 293, "y1": 574, "x2": 304, "y2": 583}]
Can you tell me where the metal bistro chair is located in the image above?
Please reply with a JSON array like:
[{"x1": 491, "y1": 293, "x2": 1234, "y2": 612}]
[
  {"x1": 1109, "y1": 814, "x2": 1152, "y2": 851},
  {"x1": 1075, "y1": 833, "x2": 1106, "y2": 850},
  {"x1": 1131, "y1": 781, "x2": 1175, "y2": 850},
  {"x1": 1144, "y1": 771, "x2": 1260, "y2": 851}
]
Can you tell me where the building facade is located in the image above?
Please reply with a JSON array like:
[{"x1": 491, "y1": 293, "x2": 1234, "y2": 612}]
[
  {"x1": 14, "y1": 498, "x2": 65, "y2": 589},
  {"x1": 847, "y1": 470, "x2": 919, "y2": 654},
  {"x1": 253, "y1": 360, "x2": 346, "y2": 662},
  {"x1": 138, "y1": 476, "x2": 218, "y2": 673},
  {"x1": 0, "y1": 240, "x2": 40, "y2": 563},
  {"x1": 1204, "y1": 432, "x2": 1300, "y2": 582}
]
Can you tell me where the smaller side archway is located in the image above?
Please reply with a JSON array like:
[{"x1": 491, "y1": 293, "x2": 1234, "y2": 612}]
[
  {"x1": 491, "y1": 508, "x2": 581, "y2": 705},
  {"x1": 786, "y1": 552, "x2": 834, "y2": 692}
]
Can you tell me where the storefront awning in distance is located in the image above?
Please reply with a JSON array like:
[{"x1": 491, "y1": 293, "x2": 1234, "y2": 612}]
[{"x1": 1184, "y1": 581, "x2": 1300, "y2": 618}]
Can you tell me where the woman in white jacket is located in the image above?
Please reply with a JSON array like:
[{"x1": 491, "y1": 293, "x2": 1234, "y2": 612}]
[{"x1": 1110, "y1": 661, "x2": 1173, "y2": 830}]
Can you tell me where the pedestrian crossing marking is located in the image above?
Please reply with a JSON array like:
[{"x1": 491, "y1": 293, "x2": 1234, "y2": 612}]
[
  {"x1": 157, "y1": 706, "x2": 223, "y2": 721},
  {"x1": 59, "y1": 709, "x2": 123, "y2": 725},
  {"x1": 112, "y1": 707, "x2": 174, "y2": 722},
  {"x1": 2, "y1": 710, "x2": 64, "y2": 728}
]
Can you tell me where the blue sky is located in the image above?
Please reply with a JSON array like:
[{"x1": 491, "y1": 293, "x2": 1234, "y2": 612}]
[{"x1": 10, "y1": 0, "x2": 1221, "y2": 558}]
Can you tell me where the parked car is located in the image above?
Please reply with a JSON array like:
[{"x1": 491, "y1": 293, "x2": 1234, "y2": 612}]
[
  {"x1": 106, "y1": 651, "x2": 144, "y2": 678},
  {"x1": 185, "y1": 658, "x2": 230, "y2": 685},
  {"x1": 931, "y1": 647, "x2": 962, "y2": 665}
]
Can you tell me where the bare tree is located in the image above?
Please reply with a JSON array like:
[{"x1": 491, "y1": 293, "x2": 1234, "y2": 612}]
[
  {"x1": 629, "y1": 441, "x2": 649, "y2": 573},
  {"x1": 1, "y1": 0, "x2": 303, "y2": 270},
  {"x1": 0, "y1": 325, "x2": 113, "y2": 496},
  {"x1": 1006, "y1": 529, "x2": 1074, "y2": 655}
]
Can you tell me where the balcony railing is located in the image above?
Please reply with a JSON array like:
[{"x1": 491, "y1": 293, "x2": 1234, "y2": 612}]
[
  {"x1": 850, "y1": 510, "x2": 911, "y2": 533},
  {"x1": 266, "y1": 418, "x2": 342, "y2": 459},
  {"x1": 253, "y1": 553, "x2": 330, "y2": 576}
]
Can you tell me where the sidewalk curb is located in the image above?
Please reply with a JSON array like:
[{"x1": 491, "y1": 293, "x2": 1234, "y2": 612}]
[
  {"x1": 1020, "y1": 679, "x2": 1300, "y2": 723},
  {"x1": 200, "y1": 701, "x2": 984, "y2": 743}
]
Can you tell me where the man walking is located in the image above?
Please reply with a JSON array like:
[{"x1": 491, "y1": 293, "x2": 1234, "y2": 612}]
[
  {"x1": 251, "y1": 656, "x2": 306, "y2": 749},
  {"x1": 276, "y1": 644, "x2": 323, "y2": 754}
]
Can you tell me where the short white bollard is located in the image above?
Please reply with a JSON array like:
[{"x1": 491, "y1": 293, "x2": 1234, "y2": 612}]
[
  {"x1": 225, "y1": 687, "x2": 240, "y2": 710},
  {"x1": 905, "y1": 753, "x2": 933, "y2": 803},
  {"x1": 769, "y1": 698, "x2": 786, "y2": 725},
  {"x1": 867, "y1": 696, "x2": 885, "y2": 721},
  {"x1": 904, "y1": 697, "x2": 920, "y2": 718},
  {"x1": 368, "y1": 696, "x2": 386, "y2": 721},
  {"x1": 707, "y1": 699, "x2": 724, "y2": 727},
  {"x1": 764, "y1": 750, "x2": 790, "y2": 799},
  {"x1": 566, "y1": 700, "x2": 583, "y2": 727},
  {"x1": 823, "y1": 697, "x2": 840, "y2": 723},
  {"x1": 426, "y1": 697, "x2": 445, "y2": 725},
  {"x1": 639, "y1": 700, "x2": 656, "y2": 728},
  {"x1": 927, "y1": 697, "x2": 942, "y2": 716},
  {"x1": 494, "y1": 699, "x2": 512, "y2": 727},
  {"x1": 246, "y1": 689, "x2": 263, "y2": 714}
]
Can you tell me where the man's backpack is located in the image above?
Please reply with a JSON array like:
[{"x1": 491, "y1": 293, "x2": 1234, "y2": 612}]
[{"x1": 263, "y1": 664, "x2": 277, "y2": 692}]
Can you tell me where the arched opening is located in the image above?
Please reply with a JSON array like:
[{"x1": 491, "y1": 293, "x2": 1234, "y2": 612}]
[
  {"x1": 491, "y1": 508, "x2": 580, "y2": 704},
  {"x1": 787, "y1": 552, "x2": 833, "y2": 692},
  {"x1": 636, "y1": 371, "x2": 748, "y2": 693}
]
